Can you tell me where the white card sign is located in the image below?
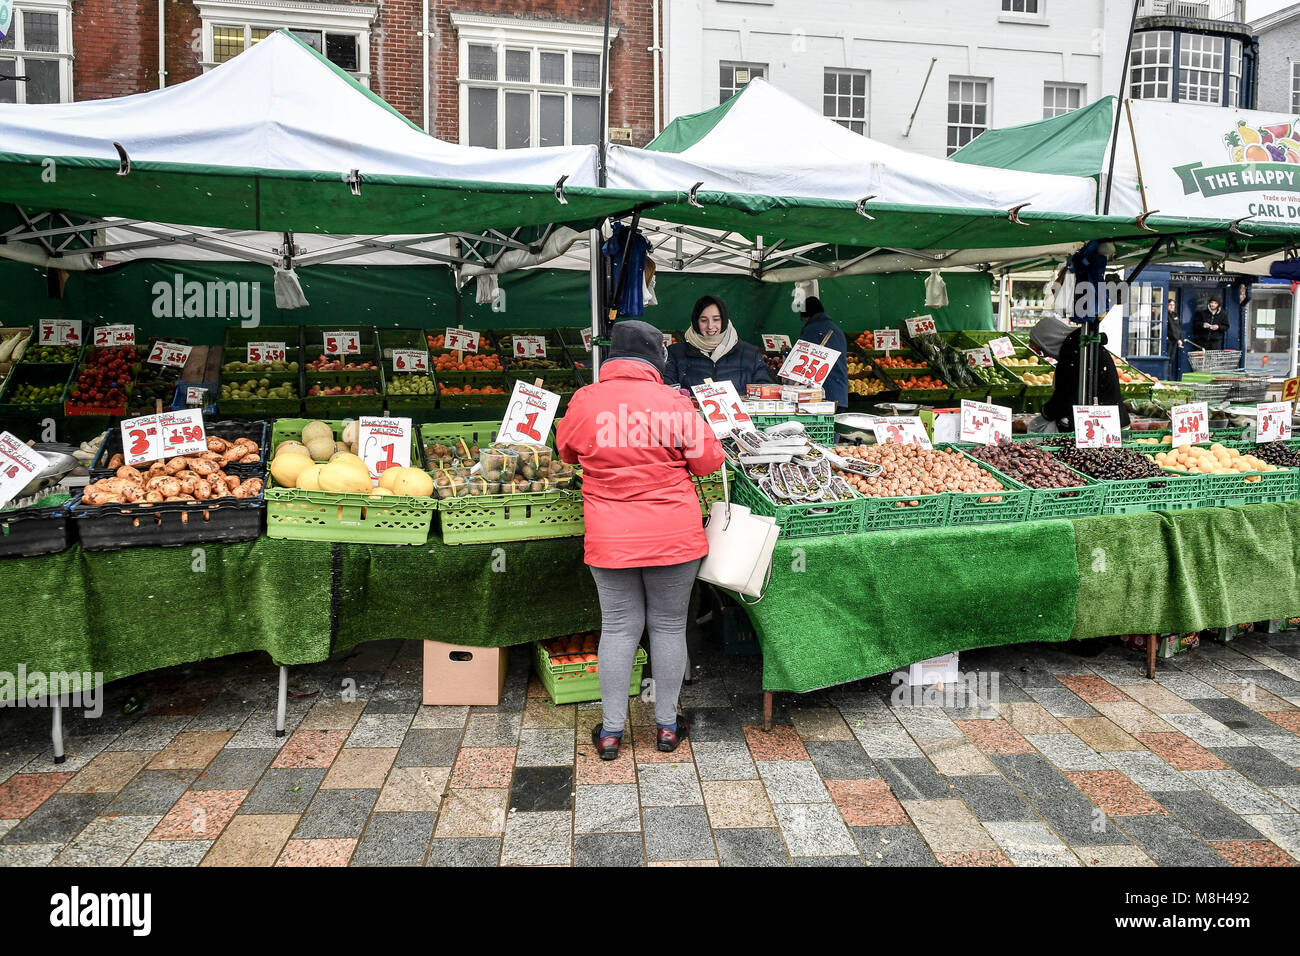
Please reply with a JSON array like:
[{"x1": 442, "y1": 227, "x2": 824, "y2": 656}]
[
  {"x1": 499, "y1": 380, "x2": 560, "y2": 445},
  {"x1": 39, "y1": 319, "x2": 81, "y2": 346},
  {"x1": 691, "y1": 381, "x2": 753, "y2": 438},
  {"x1": 964, "y1": 348, "x2": 994, "y2": 368},
  {"x1": 359, "y1": 416, "x2": 412, "y2": 481},
  {"x1": 988, "y1": 337, "x2": 1016, "y2": 359},
  {"x1": 777, "y1": 340, "x2": 840, "y2": 388},
  {"x1": 1256, "y1": 401, "x2": 1292, "y2": 444},
  {"x1": 1073, "y1": 405, "x2": 1122, "y2": 448},
  {"x1": 0, "y1": 432, "x2": 43, "y2": 507},
  {"x1": 761, "y1": 334, "x2": 792, "y2": 352},
  {"x1": 661, "y1": 333, "x2": 674, "y2": 348},
  {"x1": 444, "y1": 328, "x2": 480, "y2": 353},
  {"x1": 185, "y1": 387, "x2": 208, "y2": 407},
  {"x1": 324, "y1": 331, "x2": 361, "y2": 355},
  {"x1": 904, "y1": 315, "x2": 937, "y2": 337},
  {"x1": 94, "y1": 325, "x2": 135, "y2": 347},
  {"x1": 959, "y1": 399, "x2": 1012, "y2": 445},
  {"x1": 512, "y1": 335, "x2": 547, "y2": 359},
  {"x1": 147, "y1": 341, "x2": 192, "y2": 369},
  {"x1": 120, "y1": 410, "x2": 207, "y2": 466},
  {"x1": 580, "y1": 328, "x2": 593, "y2": 350},
  {"x1": 391, "y1": 350, "x2": 428, "y2": 374},
  {"x1": 870, "y1": 417, "x2": 932, "y2": 449},
  {"x1": 247, "y1": 342, "x2": 286, "y2": 364},
  {"x1": 874, "y1": 329, "x2": 901, "y2": 352},
  {"x1": 1171, "y1": 402, "x2": 1209, "y2": 447}
]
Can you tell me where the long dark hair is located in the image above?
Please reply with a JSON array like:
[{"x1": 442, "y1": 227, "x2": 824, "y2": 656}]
[{"x1": 689, "y1": 295, "x2": 730, "y2": 333}]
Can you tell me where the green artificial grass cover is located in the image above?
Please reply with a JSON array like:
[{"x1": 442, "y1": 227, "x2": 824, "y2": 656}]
[{"x1": 745, "y1": 518, "x2": 1080, "y2": 693}]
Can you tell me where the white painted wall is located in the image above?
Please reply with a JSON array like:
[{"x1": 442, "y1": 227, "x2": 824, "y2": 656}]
[
  {"x1": 664, "y1": 0, "x2": 1132, "y2": 158},
  {"x1": 1254, "y1": 12, "x2": 1300, "y2": 113}
]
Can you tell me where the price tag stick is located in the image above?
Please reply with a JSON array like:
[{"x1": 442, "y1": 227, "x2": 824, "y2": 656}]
[{"x1": 455, "y1": 324, "x2": 464, "y2": 365}]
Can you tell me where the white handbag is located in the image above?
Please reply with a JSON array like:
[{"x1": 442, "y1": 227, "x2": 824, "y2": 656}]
[{"x1": 697, "y1": 468, "x2": 779, "y2": 603}]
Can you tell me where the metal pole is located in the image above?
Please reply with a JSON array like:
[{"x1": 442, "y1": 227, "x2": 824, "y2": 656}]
[
  {"x1": 1102, "y1": 0, "x2": 1141, "y2": 215},
  {"x1": 590, "y1": 228, "x2": 603, "y2": 381},
  {"x1": 597, "y1": 0, "x2": 613, "y2": 186},
  {"x1": 276, "y1": 665, "x2": 288, "y2": 737},
  {"x1": 51, "y1": 699, "x2": 65, "y2": 765},
  {"x1": 1290, "y1": 285, "x2": 1299, "y2": 379}
]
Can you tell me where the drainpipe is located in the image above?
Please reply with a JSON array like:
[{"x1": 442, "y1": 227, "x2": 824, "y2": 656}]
[
  {"x1": 423, "y1": 0, "x2": 430, "y2": 131},
  {"x1": 158, "y1": 0, "x2": 166, "y2": 88},
  {"x1": 650, "y1": 0, "x2": 661, "y2": 134}
]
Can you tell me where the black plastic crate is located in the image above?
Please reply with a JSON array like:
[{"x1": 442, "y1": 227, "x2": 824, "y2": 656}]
[
  {"x1": 90, "y1": 420, "x2": 268, "y2": 479},
  {"x1": 69, "y1": 491, "x2": 265, "y2": 551},
  {"x1": 0, "y1": 494, "x2": 74, "y2": 558}
]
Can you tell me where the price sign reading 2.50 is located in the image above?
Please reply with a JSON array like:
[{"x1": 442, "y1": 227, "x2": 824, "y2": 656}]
[{"x1": 777, "y1": 341, "x2": 841, "y2": 388}]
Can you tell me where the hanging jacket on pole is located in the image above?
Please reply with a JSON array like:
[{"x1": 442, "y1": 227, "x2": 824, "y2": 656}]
[{"x1": 601, "y1": 222, "x2": 649, "y2": 318}]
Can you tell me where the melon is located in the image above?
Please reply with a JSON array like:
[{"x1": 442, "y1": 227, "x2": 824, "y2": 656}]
[
  {"x1": 296, "y1": 464, "x2": 325, "y2": 491},
  {"x1": 318, "y1": 460, "x2": 373, "y2": 494},
  {"x1": 301, "y1": 420, "x2": 333, "y2": 447},
  {"x1": 388, "y1": 467, "x2": 434, "y2": 498},
  {"x1": 269, "y1": 452, "x2": 314, "y2": 488},
  {"x1": 274, "y1": 440, "x2": 308, "y2": 459}
]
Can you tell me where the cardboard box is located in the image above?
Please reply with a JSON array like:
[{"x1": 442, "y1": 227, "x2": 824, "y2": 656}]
[
  {"x1": 797, "y1": 401, "x2": 837, "y2": 415},
  {"x1": 743, "y1": 400, "x2": 796, "y2": 414},
  {"x1": 422, "y1": 641, "x2": 508, "y2": 705},
  {"x1": 746, "y1": 384, "x2": 785, "y2": 400},
  {"x1": 780, "y1": 386, "x2": 824, "y2": 404},
  {"x1": 907, "y1": 652, "x2": 959, "y2": 686}
]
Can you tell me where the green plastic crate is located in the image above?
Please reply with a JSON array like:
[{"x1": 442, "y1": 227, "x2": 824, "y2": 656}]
[
  {"x1": 859, "y1": 491, "x2": 949, "y2": 532},
  {"x1": 730, "y1": 470, "x2": 863, "y2": 538},
  {"x1": 533, "y1": 640, "x2": 645, "y2": 705},
  {"x1": 419, "y1": 420, "x2": 504, "y2": 453},
  {"x1": 223, "y1": 325, "x2": 303, "y2": 351},
  {"x1": 749, "y1": 413, "x2": 835, "y2": 446},
  {"x1": 943, "y1": 450, "x2": 1030, "y2": 525},
  {"x1": 1194, "y1": 468, "x2": 1298, "y2": 508},
  {"x1": 302, "y1": 371, "x2": 384, "y2": 418},
  {"x1": 1096, "y1": 473, "x2": 1203, "y2": 514},
  {"x1": 437, "y1": 488, "x2": 584, "y2": 545},
  {"x1": 265, "y1": 418, "x2": 434, "y2": 545},
  {"x1": 972, "y1": 456, "x2": 1106, "y2": 521},
  {"x1": 0, "y1": 361, "x2": 74, "y2": 419}
]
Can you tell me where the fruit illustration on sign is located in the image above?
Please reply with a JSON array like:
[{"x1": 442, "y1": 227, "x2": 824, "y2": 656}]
[{"x1": 1224, "y1": 120, "x2": 1300, "y2": 165}]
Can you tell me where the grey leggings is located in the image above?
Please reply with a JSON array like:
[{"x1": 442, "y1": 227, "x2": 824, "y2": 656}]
[{"x1": 588, "y1": 559, "x2": 701, "y2": 733}]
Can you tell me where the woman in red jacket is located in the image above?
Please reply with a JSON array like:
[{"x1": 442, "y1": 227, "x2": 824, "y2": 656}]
[{"x1": 557, "y1": 320, "x2": 724, "y2": 760}]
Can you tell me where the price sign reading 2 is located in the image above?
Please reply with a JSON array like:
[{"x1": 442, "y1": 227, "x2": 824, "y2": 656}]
[
  {"x1": 776, "y1": 341, "x2": 841, "y2": 388},
  {"x1": 690, "y1": 381, "x2": 750, "y2": 438}
]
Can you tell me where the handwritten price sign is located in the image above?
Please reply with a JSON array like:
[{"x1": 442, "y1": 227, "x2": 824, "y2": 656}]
[
  {"x1": 904, "y1": 315, "x2": 937, "y2": 337},
  {"x1": 499, "y1": 380, "x2": 560, "y2": 446},
  {"x1": 94, "y1": 325, "x2": 135, "y2": 347},
  {"x1": 691, "y1": 381, "x2": 753, "y2": 439},
  {"x1": 120, "y1": 410, "x2": 207, "y2": 466},
  {"x1": 959, "y1": 399, "x2": 1012, "y2": 445},
  {"x1": 1256, "y1": 401, "x2": 1292, "y2": 444},
  {"x1": 1282, "y1": 377, "x2": 1299, "y2": 404},
  {"x1": 147, "y1": 341, "x2": 192, "y2": 369},
  {"x1": 761, "y1": 334, "x2": 792, "y2": 353},
  {"x1": 1171, "y1": 402, "x2": 1209, "y2": 447},
  {"x1": 185, "y1": 387, "x2": 209, "y2": 407},
  {"x1": 965, "y1": 348, "x2": 994, "y2": 368},
  {"x1": 247, "y1": 342, "x2": 286, "y2": 364},
  {"x1": 1073, "y1": 405, "x2": 1122, "y2": 448},
  {"x1": 777, "y1": 340, "x2": 840, "y2": 388},
  {"x1": 874, "y1": 329, "x2": 901, "y2": 352},
  {"x1": 871, "y1": 416, "x2": 932, "y2": 449},
  {"x1": 0, "y1": 432, "x2": 43, "y2": 508},
  {"x1": 39, "y1": 319, "x2": 81, "y2": 346},
  {"x1": 580, "y1": 328, "x2": 593, "y2": 351},
  {"x1": 392, "y1": 350, "x2": 429, "y2": 374},
  {"x1": 444, "y1": 328, "x2": 480, "y2": 353},
  {"x1": 359, "y1": 416, "x2": 411, "y2": 481},
  {"x1": 988, "y1": 337, "x2": 1016, "y2": 359},
  {"x1": 513, "y1": 335, "x2": 547, "y2": 359},
  {"x1": 324, "y1": 331, "x2": 361, "y2": 355},
  {"x1": 661, "y1": 333, "x2": 674, "y2": 348}
]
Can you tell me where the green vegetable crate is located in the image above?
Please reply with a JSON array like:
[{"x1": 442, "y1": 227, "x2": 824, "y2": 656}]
[
  {"x1": 944, "y1": 452, "x2": 1031, "y2": 525},
  {"x1": 437, "y1": 488, "x2": 584, "y2": 545},
  {"x1": 1196, "y1": 468, "x2": 1298, "y2": 508},
  {"x1": 1096, "y1": 473, "x2": 1203, "y2": 515},
  {"x1": 859, "y1": 491, "x2": 949, "y2": 532},
  {"x1": 533, "y1": 641, "x2": 645, "y2": 705},
  {"x1": 265, "y1": 418, "x2": 434, "y2": 545},
  {"x1": 0, "y1": 361, "x2": 74, "y2": 419},
  {"x1": 978, "y1": 459, "x2": 1106, "y2": 521},
  {"x1": 749, "y1": 413, "x2": 835, "y2": 446},
  {"x1": 731, "y1": 469, "x2": 863, "y2": 538}
]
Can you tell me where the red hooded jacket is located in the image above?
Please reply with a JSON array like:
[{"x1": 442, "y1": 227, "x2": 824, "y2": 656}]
[{"x1": 557, "y1": 359, "x2": 725, "y2": 569}]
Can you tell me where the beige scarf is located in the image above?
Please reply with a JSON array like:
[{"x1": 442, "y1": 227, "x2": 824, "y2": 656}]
[{"x1": 684, "y1": 323, "x2": 738, "y2": 364}]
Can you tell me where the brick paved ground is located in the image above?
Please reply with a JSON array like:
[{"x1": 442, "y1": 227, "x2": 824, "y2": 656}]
[{"x1": 3, "y1": 630, "x2": 1300, "y2": 867}]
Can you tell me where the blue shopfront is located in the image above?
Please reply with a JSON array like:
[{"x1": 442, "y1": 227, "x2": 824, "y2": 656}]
[{"x1": 1121, "y1": 266, "x2": 1254, "y2": 380}]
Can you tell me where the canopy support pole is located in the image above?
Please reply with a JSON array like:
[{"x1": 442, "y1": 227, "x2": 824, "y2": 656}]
[
  {"x1": 590, "y1": 228, "x2": 603, "y2": 382},
  {"x1": 1289, "y1": 288, "x2": 1299, "y2": 380}
]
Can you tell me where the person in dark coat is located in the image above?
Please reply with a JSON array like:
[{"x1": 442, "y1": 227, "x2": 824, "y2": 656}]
[
  {"x1": 1041, "y1": 327, "x2": 1131, "y2": 432},
  {"x1": 794, "y1": 296, "x2": 848, "y2": 408},
  {"x1": 1191, "y1": 296, "x2": 1227, "y2": 351},
  {"x1": 663, "y1": 295, "x2": 770, "y2": 393}
]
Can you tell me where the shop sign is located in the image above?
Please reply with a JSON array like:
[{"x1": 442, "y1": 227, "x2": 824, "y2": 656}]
[
  {"x1": 874, "y1": 329, "x2": 900, "y2": 351},
  {"x1": 777, "y1": 341, "x2": 840, "y2": 387},
  {"x1": 964, "y1": 348, "x2": 994, "y2": 368},
  {"x1": 95, "y1": 325, "x2": 135, "y2": 347},
  {"x1": 988, "y1": 337, "x2": 1016, "y2": 359},
  {"x1": 761, "y1": 334, "x2": 791, "y2": 352},
  {"x1": 391, "y1": 350, "x2": 428, "y2": 374},
  {"x1": 904, "y1": 315, "x2": 937, "y2": 337},
  {"x1": 247, "y1": 342, "x2": 286, "y2": 364},
  {"x1": 324, "y1": 331, "x2": 361, "y2": 355},
  {"x1": 38, "y1": 319, "x2": 81, "y2": 346},
  {"x1": 0, "y1": 432, "x2": 42, "y2": 508},
  {"x1": 146, "y1": 341, "x2": 192, "y2": 369},
  {"x1": 120, "y1": 410, "x2": 207, "y2": 466},
  {"x1": 444, "y1": 328, "x2": 479, "y2": 353},
  {"x1": 513, "y1": 335, "x2": 547, "y2": 359}
]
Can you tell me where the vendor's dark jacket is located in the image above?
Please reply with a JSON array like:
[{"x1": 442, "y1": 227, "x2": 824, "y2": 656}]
[
  {"x1": 1041, "y1": 328, "x2": 1131, "y2": 431},
  {"x1": 796, "y1": 312, "x2": 849, "y2": 408},
  {"x1": 1191, "y1": 307, "x2": 1227, "y2": 350},
  {"x1": 664, "y1": 339, "x2": 770, "y2": 393}
]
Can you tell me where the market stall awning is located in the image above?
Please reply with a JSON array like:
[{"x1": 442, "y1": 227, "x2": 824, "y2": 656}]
[{"x1": 0, "y1": 30, "x2": 666, "y2": 236}]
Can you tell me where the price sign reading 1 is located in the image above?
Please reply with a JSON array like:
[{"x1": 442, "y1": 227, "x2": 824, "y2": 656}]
[
  {"x1": 1073, "y1": 405, "x2": 1122, "y2": 448},
  {"x1": 95, "y1": 325, "x2": 135, "y2": 347},
  {"x1": 359, "y1": 416, "x2": 412, "y2": 481},
  {"x1": 147, "y1": 341, "x2": 192, "y2": 369},
  {"x1": 513, "y1": 335, "x2": 547, "y2": 359},
  {"x1": 874, "y1": 329, "x2": 901, "y2": 352},
  {"x1": 1256, "y1": 401, "x2": 1292, "y2": 444},
  {"x1": 324, "y1": 331, "x2": 361, "y2": 355},
  {"x1": 870, "y1": 417, "x2": 932, "y2": 449},
  {"x1": 777, "y1": 340, "x2": 840, "y2": 388},
  {"x1": 39, "y1": 319, "x2": 81, "y2": 346},
  {"x1": 959, "y1": 399, "x2": 1012, "y2": 445},
  {"x1": 761, "y1": 334, "x2": 792, "y2": 353},
  {"x1": 159, "y1": 410, "x2": 207, "y2": 458},
  {"x1": 247, "y1": 342, "x2": 286, "y2": 364},
  {"x1": 499, "y1": 380, "x2": 560, "y2": 446},
  {"x1": 392, "y1": 350, "x2": 429, "y2": 374},
  {"x1": 904, "y1": 315, "x2": 937, "y2": 337},
  {"x1": 580, "y1": 328, "x2": 593, "y2": 350},
  {"x1": 444, "y1": 328, "x2": 479, "y2": 353},
  {"x1": 1171, "y1": 401, "x2": 1209, "y2": 447},
  {"x1": 691, "y1": 381, "x2": 752, "y2": 439},
  {"x1": 988, "y1": 337, "x2": 1016, "y2": 359},
  {"x1": 0, "y1": 432, "x2": 43, "y2": 508},
  {"x1": 964, "y1": 348, "x2": 994, "y2": 368}
]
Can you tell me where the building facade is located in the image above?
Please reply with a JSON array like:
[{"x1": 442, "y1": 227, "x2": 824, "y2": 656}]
[
  {"x1": 1128, "y1": 0, "x2": 1255, "y2": 110},
  {"x1": 1251, "y1": 1, "x2": 1300, "y2": 114}
]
